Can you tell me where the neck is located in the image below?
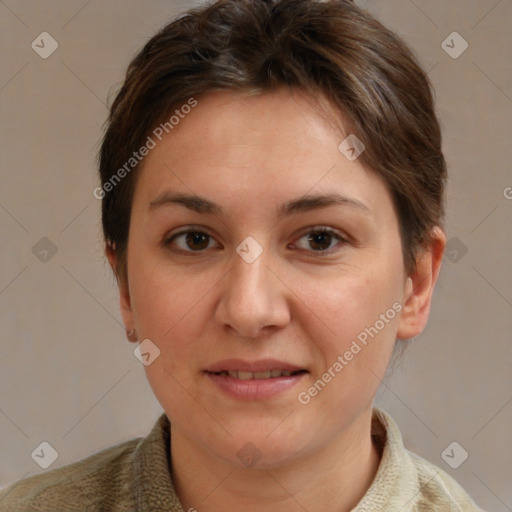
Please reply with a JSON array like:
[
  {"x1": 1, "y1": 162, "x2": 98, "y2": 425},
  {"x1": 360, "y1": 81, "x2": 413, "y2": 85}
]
[{"x1": 170, "y1": 407, "x2": 382, "y2": 512}]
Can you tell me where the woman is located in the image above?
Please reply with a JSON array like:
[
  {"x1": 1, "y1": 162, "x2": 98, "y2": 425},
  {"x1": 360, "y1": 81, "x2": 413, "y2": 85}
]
[{"x1": 0, "y1": 0, "x2": 483, "y2": 510}]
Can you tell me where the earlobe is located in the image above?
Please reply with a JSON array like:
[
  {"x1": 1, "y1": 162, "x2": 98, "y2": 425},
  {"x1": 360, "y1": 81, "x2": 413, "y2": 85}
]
[
  {"x1": 126, "y1": 329, "x2": 138, "y2": 342},
  {"x1": 396, "y1": 227, "x2": 446, "y2": 340}
]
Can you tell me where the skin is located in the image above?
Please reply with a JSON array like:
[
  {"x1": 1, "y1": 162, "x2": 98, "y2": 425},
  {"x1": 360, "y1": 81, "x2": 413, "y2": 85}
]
[{"x1": 107, "y1": 88, "x2": 445, "y2": 511}]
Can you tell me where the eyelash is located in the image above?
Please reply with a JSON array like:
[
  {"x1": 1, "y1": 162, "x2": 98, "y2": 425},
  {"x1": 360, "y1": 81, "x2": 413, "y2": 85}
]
[{"x1": 163, "y1": 226, "x2": 348, "y2": 257}]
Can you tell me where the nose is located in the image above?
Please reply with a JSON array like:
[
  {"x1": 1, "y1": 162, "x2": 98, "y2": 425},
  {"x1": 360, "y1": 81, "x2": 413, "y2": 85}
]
[{"x1": 214, "y1": 247, "x2": 291, "y2": 339}]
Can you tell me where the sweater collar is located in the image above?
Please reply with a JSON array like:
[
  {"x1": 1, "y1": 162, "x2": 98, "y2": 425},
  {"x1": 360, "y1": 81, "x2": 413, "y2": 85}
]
[
  {"x1": 131, "y1": 407, "x2": 419, "y2": 512},
  {"x1": 353, "y1": 407, "x2": 426, "y2": 511},
  {"x1": 131, "y1": 413, "x2": 183, "y2": 511}
]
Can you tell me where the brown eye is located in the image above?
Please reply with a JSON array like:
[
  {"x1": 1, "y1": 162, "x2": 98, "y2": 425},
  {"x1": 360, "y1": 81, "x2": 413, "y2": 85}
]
[
  {"x1": 164, "y1": 230, "x2": 219, "y2": 253},
  {"x1": 307, "y1": 231, "x2": 333, "y2": 251},
  {"x1": 184, "y1": 232, "x2": 210, "y2": 250},
  {"x1": 294, "y1": 228, "x2": 346, "y2": 254}
]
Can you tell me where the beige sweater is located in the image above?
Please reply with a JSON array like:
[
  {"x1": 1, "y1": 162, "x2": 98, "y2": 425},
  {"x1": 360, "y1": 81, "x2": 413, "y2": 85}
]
[{"x1": 0, "y1": 408, "x2": 483, "y2": 511}]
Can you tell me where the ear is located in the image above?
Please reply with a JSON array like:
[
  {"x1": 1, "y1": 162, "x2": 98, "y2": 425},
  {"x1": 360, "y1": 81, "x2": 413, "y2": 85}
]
[
  {"x1": 396, "y1": 227, "x2": 446, "y2": 340},
  {"x1": 106, "y1": 242, "x2": 137, "y2": 342}
]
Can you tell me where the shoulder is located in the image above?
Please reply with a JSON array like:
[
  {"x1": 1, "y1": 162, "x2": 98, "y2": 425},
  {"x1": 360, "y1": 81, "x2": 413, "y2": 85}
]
[
  {"x1": 407, "y1": 450, "x2": 483, "y2": 512},
  {"x1": 0, "y1": 437, "x2": 141, "y2": 512},
  {"x1": 366, "y1": 408, "x2": 484, "y2": 512}
]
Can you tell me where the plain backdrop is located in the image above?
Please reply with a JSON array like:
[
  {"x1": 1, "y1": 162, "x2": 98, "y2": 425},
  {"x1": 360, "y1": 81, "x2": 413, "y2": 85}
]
[{"x1": 1, "y1": 1, "x2": 511, "y2": 511}]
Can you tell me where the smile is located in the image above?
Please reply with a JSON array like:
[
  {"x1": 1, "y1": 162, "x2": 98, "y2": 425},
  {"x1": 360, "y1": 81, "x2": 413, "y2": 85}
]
[
  {"x1": 210, "y1": 369, "x2": 306, "y2": 380},
  {"x1": 204, "y1": 360, "x2": 308, "y2": 400}
]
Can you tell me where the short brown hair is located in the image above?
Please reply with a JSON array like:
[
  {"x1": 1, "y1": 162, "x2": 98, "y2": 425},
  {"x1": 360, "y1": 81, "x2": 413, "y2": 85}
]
[{"x1": 98, "y1": 0, "x2": 446, "y2": 282}]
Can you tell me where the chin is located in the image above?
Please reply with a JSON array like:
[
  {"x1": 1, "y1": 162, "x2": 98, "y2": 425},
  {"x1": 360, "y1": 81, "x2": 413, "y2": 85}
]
[
  {"x1": 210, "y1": 427, "x2": 308, "y2": 470},
  {"x1": 221, "y1": 443, "x2": 304, "y2": 471}
]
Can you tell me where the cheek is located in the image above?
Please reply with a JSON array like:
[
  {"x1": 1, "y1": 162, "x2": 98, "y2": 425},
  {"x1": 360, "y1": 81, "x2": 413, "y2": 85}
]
[
  {"x1": 128, "y1": 254, "x2": 213, "y2": 365},
  {"x1": 127, "y1": 258, "x2": 211, "y2": 417},
  {"x1": 297, "y1": 267, "x2": 402, "y2": 347},
  {"x1": 294, "y1": 263, "x2": 403, "y2": 404},
  {"x1": 129, "y1": 245, "x2": 188, "y2": 331}
]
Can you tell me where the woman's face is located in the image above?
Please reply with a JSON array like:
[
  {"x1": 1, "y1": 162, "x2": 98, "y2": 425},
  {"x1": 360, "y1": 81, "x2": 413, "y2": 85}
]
[{"x1": 121, "y1": 89, "x2": 412, "y2": 468}]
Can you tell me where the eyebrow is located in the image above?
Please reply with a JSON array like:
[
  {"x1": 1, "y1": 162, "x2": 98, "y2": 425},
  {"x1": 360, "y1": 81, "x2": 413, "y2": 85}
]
[{"x1": 149, "y1": 191, "x2": 371, "y2": 218}]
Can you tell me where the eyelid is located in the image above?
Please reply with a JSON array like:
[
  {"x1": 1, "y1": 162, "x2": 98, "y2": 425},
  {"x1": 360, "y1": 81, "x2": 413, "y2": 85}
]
[
  {"x1": 163, "y1": 225, "x2": 220, "y2": 250},
  {"x1": 294, "y1": 225, "x2": 348, "y2": 240}
]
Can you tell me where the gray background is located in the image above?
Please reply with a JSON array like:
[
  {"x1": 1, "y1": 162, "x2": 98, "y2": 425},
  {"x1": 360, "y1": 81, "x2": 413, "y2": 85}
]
[{"x1": 1, "y1": 1, "x2": 511, "y2": 510}]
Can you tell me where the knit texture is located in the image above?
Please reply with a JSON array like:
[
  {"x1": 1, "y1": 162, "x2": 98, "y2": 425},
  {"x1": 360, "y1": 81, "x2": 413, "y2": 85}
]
[{"x1": 0, "y1": 408, "x2": 483, "y2": 511}]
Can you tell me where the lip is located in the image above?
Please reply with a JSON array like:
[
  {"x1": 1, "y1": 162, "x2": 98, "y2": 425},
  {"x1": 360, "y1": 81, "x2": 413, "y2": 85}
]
[
  {"x1": 205, "y1": 371, "x2": 307, "y2": 400},
  {"x1": 204, "y1": 359, "x2": 308, "y2": 401},
  {"x1": 205, "y1": 358, "x2": 305, "y2": 373}
]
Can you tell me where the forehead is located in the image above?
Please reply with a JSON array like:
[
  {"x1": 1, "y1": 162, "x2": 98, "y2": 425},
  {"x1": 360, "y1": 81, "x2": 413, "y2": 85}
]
[
  {"x1": 133, "y1": 89, "x2": 394, "y2": 220},
  {"x1": 159, "y1": 89, "x2": 348, "y2": 163}
]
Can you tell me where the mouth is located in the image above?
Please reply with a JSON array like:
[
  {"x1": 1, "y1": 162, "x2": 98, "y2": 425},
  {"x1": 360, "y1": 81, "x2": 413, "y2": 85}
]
[
  {"x1": 204, "y1": 359, "x2": 309, "y2": 400},
  {"x1": 207, "y1": 369, "x2": 307, "y2": 380}
]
